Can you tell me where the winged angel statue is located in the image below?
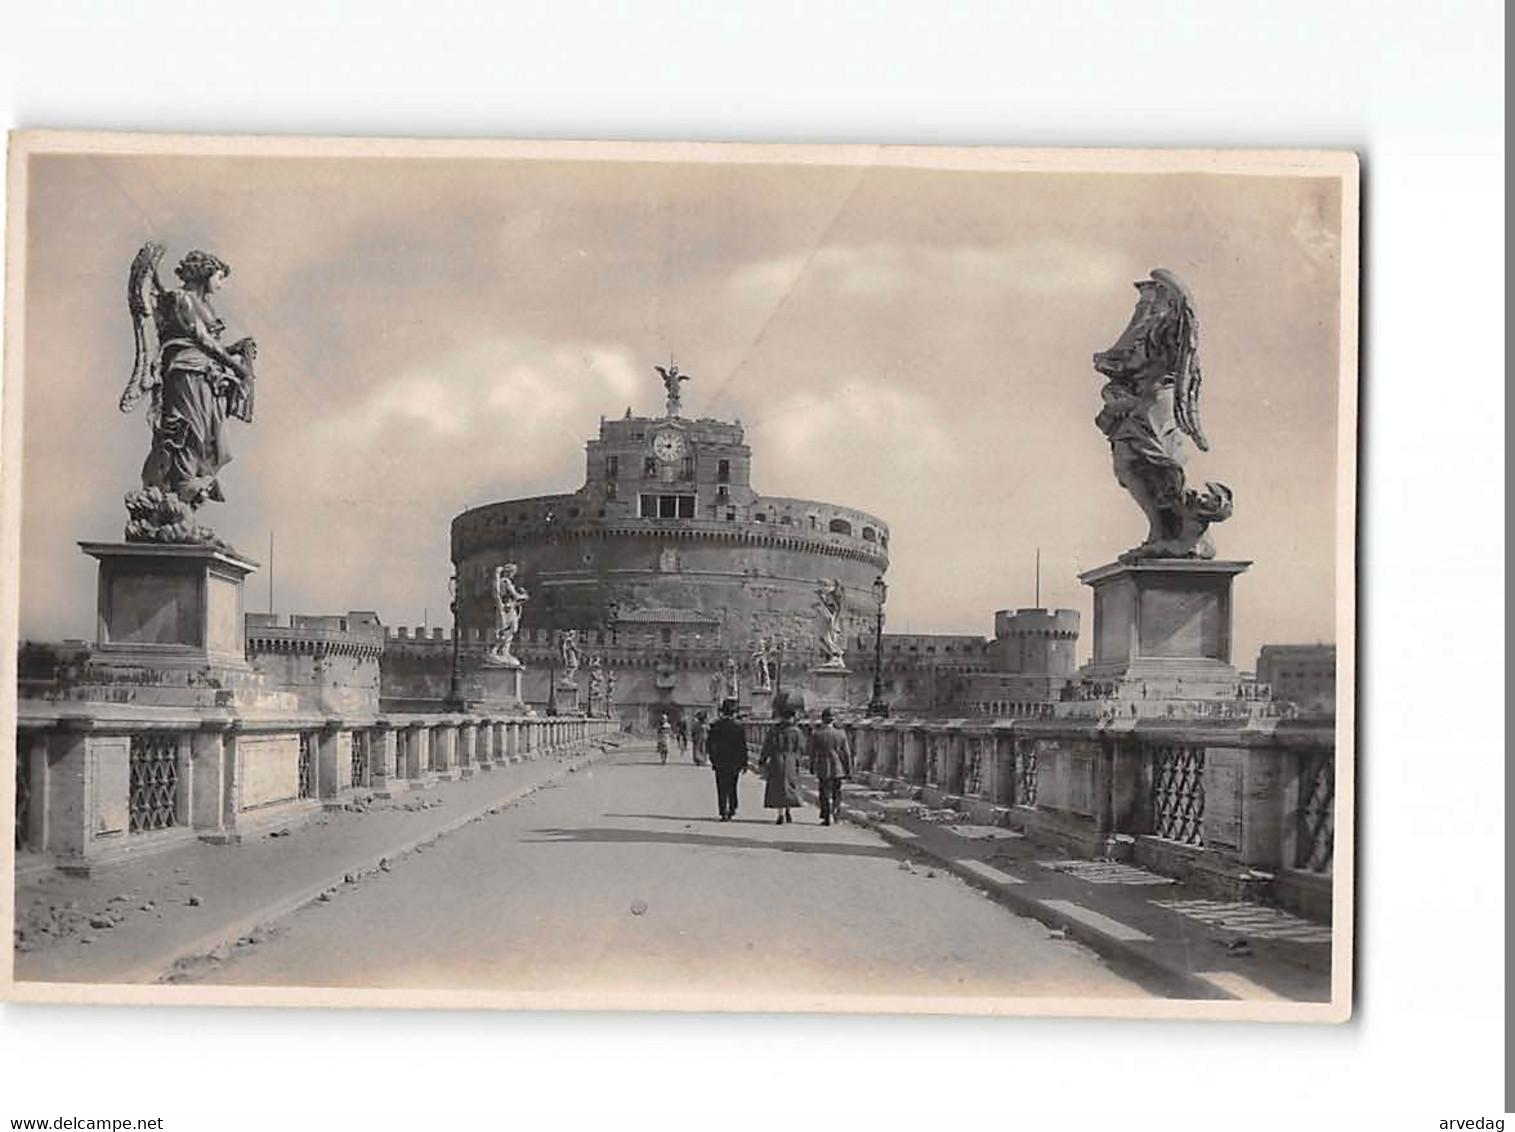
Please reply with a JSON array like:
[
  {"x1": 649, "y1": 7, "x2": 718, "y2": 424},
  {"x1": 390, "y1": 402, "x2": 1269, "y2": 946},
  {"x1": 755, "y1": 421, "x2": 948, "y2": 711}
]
[
  {"x1": 1092, "y1": 268, "x2": 1232, "y2": 561},
  {"x1": 653, "y1": 361, "x2": 690, "y2": 418},
  {"x1": 118, "y1": 242, "x2": 257, "y2": 546}
]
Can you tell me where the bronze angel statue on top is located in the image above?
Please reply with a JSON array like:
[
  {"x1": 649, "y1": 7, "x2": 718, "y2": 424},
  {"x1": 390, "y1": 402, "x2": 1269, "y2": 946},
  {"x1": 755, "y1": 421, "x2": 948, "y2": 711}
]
[
  {"x1": 1092, "y1": 268, "x2": 1233, "y2": 562},
  {"x1": 119, "y1": 242, "x2": 258, "y2": 546},
  {"x1": 654, "y1": 360, "x2": 690, "y2": 418}
]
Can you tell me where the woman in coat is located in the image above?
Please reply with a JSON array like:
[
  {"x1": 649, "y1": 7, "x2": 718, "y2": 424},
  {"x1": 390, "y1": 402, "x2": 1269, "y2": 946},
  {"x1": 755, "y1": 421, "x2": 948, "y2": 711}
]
[{"x1": 758, "y1": 700, "x2": 806, "y2": 824}]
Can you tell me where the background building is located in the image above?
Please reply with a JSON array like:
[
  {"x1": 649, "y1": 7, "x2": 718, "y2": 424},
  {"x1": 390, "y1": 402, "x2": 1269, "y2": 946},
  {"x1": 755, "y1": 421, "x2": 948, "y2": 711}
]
[{"x1": 1256, "y1": 643, "x2": 1337, "y2": 715}]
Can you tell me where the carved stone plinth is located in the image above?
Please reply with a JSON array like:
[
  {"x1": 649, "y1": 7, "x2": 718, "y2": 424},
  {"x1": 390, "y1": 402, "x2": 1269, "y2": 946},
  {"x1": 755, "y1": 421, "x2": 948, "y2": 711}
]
[
  {"x1": 805, "y1": 665, "x2": 853, "y2": 712},
  {"x1": 471, "y1": 665, "x2": 524, "y2": 710},
  {"x1": 1077, "y1": 559, "x2": 1251, "y2": 700},
  {"x1": 553, "y1": 678, "x2": 581, "y2": 714},
  {"x1": 83, "y1": 541, "x2": 256, "y2": 669},
  {"x1": 69, "y1": 542, "x2": 295, "y2": 711}
]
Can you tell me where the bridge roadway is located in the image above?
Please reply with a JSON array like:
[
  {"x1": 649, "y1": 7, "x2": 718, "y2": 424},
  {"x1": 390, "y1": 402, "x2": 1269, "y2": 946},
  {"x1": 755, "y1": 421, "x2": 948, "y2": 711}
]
[{"x1": 193, "y1": 742, "x2": 1149, "y2": 1004}]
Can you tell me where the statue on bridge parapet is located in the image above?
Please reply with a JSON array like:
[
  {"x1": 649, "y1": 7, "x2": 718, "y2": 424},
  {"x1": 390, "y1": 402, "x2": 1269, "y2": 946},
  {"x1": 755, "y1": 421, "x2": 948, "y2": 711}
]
[
  {"x1": 815, "y1": 579, "x2": 847, "y2": 669},
  {"x1": 484, "y1": 563, "x2": 529, "y2": 668},
  {"x1": 751, "y1": 636, "x2": 774, "y2": 692},
  {"x1": 588, "y1": 654, "x2": 606, "y2": 715},
  {"x1": 118, "y1": 242, "x2": 259, "y2": 549},
  {"x1": 560, "y1": 628, "x2": 582, "y2": 678},
  {"x1": 1093, "y1": 268, "x2": 1233, "y2": 562}
]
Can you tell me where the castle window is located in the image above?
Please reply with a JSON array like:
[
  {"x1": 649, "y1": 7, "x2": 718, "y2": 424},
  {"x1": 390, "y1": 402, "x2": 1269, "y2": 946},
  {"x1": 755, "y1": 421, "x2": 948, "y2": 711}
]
[
  {"x1": 659, "y1": 495, "x2": 678, "y2": 519},
  {"x1": 606, "y1": 455, "x2": 619, "y2": 479},
  {"x1": 677, "y1": 495, "x2": 695, "y2": 518},
  {"x1": 680, "y1": 455, "x2": 694, "y2": 479},
  {"x1": 828, "y1": 518, "x2": 853, "y2": 536},
  {"x1": 643, "y1": 456, "x2": 657, "y2": 476},
  {"x1": 725, "y1": 509, "x2": 736, "y2": 521},
  {"x1": 717, "y1": 484, "x2": 729, "y2": 500},
  {"x1": 661, "y1": 628, "x2": 672, "y2": 645},
  {"x1": 779, "y1": 515, "x2": 793, "y2": 526},
  {"x1": 808, "y1": 515, "x2": 819, "y2": 530},
  {"x1": 606, "y1": 482, "x2": 619, "y2": 500},
  {"x1": 717, "y1": 458, "x2": 731, "y2": 482},
  {"x1": 754, "y1": 513, "x2": 766, "y2": 522},
  {"x1": 640, "y1": 494, "x2": 657, "y2": 518},
  {"x1": 861, "y1": 526, "x2": 876, "y2": 542}
]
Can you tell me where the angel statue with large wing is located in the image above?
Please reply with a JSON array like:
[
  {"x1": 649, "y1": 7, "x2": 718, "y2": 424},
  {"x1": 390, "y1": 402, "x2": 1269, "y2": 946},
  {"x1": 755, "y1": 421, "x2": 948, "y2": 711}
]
[
  {"x1": 119, "y1": 243, "x2": 258, "y2": 546},
  {"x1": 653, "y1": 360, "x2": 690, "y2": 418},
  {"x1": 815, "y1": 578, "x2": 848, "y2": 669},
  {"x1": 1092, "y1": 268, "x2": 1233, "y2": 562}
]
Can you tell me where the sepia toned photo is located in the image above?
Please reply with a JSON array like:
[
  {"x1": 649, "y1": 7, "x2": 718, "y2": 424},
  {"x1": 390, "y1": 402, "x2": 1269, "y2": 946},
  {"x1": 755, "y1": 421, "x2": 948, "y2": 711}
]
[{"x1": 2, "y1": 133, "x2": 1357, "y2": 1020}]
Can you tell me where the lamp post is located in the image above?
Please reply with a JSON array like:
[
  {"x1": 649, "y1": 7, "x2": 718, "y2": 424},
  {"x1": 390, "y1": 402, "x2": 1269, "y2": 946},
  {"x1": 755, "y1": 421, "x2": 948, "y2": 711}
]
[
  {"x1": 868, "y1": 574, "x2": 889, "y2": 717},
  {"x1": 444, "y1": 571, "x2": 466, "y2": 711}
]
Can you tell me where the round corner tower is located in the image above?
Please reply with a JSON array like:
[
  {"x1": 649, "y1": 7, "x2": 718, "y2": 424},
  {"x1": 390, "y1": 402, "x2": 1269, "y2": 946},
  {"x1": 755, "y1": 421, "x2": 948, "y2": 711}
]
[{"x1": 990, "y1": 607, "x2": 1080, "y2": 677}]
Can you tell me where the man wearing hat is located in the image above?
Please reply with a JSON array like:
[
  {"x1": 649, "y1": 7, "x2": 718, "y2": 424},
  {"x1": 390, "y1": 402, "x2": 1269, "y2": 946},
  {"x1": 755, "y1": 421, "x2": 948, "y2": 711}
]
[
  {"x1": 705, "y1": 698, "x2": 749, "y2": 821},
  {"x1": 806, "y1": 708, "x2": 853, "y2": 826}
]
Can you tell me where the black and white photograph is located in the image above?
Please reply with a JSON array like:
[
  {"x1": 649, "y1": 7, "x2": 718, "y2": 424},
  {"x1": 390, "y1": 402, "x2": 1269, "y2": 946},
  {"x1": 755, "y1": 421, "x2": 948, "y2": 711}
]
[
  {"x1": 0, "y1": 3, "x2": 1507, "y2": 1128},
  {"x1": 4, "y1": 135, "x2": 1356, "y2": 1020}
]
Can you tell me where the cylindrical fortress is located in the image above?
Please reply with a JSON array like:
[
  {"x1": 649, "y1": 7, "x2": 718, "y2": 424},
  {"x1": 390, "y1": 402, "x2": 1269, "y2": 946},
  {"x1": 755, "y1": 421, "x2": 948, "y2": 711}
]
[
  {"x1": 990, "y1": 608, "x2": 1081, "y2": 676},
  {"x1": 448, "y1": 411, "x2": 889, "y2": 719}
]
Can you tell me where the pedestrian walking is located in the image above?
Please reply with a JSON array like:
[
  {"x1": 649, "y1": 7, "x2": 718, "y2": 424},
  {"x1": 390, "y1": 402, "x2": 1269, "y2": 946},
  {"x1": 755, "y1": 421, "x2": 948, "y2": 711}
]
[
  {"x1": 758, "y1": 693, "x2": 806, "y2": 825},
  {"x1": 675, "y1": 716, "x2": 690, "y2": 760},
  {"x1": 656, "y1": 716, "x2": 671, "y2": 765},
  {"x1": 806, "y1": 708, "x2": 853, "y2": 826},
  {"x1": 705, "y1": 699, "x2": 748, "y2": 820},
  {"x1": 690, "y1": 711, "x2": 710, "y2": 768}
]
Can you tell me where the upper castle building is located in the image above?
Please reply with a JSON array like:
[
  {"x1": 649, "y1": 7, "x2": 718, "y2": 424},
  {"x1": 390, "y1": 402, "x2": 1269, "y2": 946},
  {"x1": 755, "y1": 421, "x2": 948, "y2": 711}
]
[{"x1": 440, "y1": 394, "x2": 891, "y2": 722}]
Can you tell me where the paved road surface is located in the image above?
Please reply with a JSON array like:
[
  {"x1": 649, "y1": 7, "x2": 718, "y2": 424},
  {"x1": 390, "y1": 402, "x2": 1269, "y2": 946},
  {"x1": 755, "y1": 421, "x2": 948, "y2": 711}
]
[{"x1": 194, "y1": 746, "x2": 1149, "y2": 1003}]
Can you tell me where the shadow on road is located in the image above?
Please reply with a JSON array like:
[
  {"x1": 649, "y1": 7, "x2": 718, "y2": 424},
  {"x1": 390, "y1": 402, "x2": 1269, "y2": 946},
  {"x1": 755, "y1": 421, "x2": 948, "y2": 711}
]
[{"x1": 524, "y1": 825, "x2": 900, "y2": 860}]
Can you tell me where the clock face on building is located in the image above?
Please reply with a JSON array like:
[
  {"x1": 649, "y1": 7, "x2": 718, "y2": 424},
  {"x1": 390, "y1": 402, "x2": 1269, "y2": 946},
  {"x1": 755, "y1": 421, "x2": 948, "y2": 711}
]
[{"x1": 652, "y1": 430, "x2": 687, "y2": 463}]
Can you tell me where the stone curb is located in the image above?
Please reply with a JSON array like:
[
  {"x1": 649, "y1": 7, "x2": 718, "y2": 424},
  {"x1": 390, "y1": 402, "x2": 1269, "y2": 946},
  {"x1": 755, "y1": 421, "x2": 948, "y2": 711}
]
[
  {"x1": 804, "y1": 785, "x2": 1236, "y2": 1002},
  {"x1": 120, "y1": 744, "x2": 614, "y2": 985}
]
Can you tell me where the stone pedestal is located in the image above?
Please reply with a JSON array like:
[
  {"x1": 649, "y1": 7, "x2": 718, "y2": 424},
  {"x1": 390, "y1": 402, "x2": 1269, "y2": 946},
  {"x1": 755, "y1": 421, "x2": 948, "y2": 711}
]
[
  {"x1": 805, "y1": 665, "x2": 852, "y2": 712},
  {"x1": 83, "y1": 541, "x2": 257, "y2": 670},
  {"x1": 1077, "y1": 559, "x2": 1251, "y2": 701},
  {"x1": 71, "y1": 541, "x2": 297, "y2": 711},
  {"x1": 471, "y1": 664, "x2": 524, "y2": 709},
  {"x1": 745, "y1": 684, "x2": 774, "y2": 717},
  {"x1": 554, "y1": 678, "x2": 581, "y2": 715}
]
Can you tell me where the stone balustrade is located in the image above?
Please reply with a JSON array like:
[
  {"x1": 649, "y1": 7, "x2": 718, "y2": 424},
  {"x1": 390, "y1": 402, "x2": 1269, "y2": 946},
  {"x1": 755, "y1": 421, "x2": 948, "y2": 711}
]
[
  {"x1": 742, "y1": 714, "x2": 1335, "y2": 920},
  {"x1": 12, "y1": 703, "x2": 617, "y2": 875}
]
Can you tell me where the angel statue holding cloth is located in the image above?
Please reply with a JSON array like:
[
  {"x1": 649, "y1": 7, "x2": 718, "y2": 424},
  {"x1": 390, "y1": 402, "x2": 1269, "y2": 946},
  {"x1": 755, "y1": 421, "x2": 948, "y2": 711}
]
[{"x1": 118, "y1": 242, "x2": 258, "y2": 546}]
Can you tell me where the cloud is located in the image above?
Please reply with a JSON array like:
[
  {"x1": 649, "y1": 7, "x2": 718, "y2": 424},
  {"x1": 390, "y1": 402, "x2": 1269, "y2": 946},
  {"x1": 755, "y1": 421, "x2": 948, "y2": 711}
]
[{"x1": 728, "y1": 239, "x2": 1134, "y2": 306}]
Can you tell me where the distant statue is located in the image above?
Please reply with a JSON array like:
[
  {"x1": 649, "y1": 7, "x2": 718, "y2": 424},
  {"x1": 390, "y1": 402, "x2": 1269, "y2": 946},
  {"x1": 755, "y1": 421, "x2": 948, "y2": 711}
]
[
  {"x1": 119, "y1": 243, "x2": 258, "y2": 547},
  {"x1": 484, "y1": 564, "x2": 529, "y2": 668},
  {"x1": 751, "y1": 636, "x2": 774, "y2": 692},
  {"x1": 560, "y1": 629, "x2": 581, "y2": 677},
  {"x1": 723, "y1": 656, "x2": 741, "y2": 700},
  {"x1": 588, "y1": 655, "x2": 606, "y2": 715},
  {"x1": 605, "y1": 669, "x2": 618, "y2": 711},
  {"x1": 708, "y1": 668, "x2": 725, "y2": 705},
  {"x1": 654, "y1": 360, "x2": 690, "y2": 418},
  {"x1": 1093, "y1": 268, "x2": 1232, "y2": 561},
  {"x1": 815, "y1": 579, "x2": 847, "y2": 668}
]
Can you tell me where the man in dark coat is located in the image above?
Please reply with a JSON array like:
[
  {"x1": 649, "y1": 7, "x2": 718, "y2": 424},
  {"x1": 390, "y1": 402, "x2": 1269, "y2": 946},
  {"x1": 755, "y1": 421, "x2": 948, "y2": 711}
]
[
  {"x1": 705, "y1": 698, "x2": 749, "y2": 821},
  {"x1": 806, "y1": 708, "x2": 853, "y2": 826}
]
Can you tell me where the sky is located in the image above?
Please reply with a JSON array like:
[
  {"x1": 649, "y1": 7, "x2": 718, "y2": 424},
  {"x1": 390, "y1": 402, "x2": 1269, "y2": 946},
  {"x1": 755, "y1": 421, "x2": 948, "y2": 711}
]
[{"x1": 14, "y1": 147, "x2": 1346, "y2": 666}]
